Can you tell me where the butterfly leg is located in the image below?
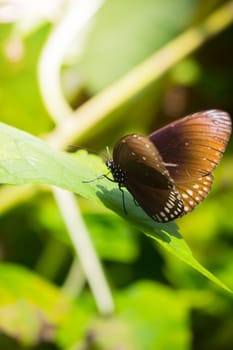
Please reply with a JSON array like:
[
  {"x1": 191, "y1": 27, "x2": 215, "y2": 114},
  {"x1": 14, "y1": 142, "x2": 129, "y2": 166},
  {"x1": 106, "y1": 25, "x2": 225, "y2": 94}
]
[
  {"x1": 82, "y1": 174, "x2": 105, "y2": 183},
  {"x1": 82, "y1": 172, "x2": 113, "y2": 183},
  {"x1": 83, "y1": 173, "x2": 128, "y2": 215},
  {"x1": 133, "y1": 198, "x2": 140, "y2": 207},
  {"x1": 103, "y1": 174, "x2": 116, "y2": 182},
  {"x1": 118, "y1": 184, "x2": 127, "y2": 215}
]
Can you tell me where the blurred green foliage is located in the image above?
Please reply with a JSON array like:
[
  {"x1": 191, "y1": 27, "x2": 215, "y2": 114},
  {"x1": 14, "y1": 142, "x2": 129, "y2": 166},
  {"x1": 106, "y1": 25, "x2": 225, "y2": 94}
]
[
  {"x1": 0, "y1": 25, "x2": 52, "y2": 134},
  {"x1": 0, "y1": 0, "x2": 233, "y2": 349},
  {"x1": 79, "y1": 0, "x2": 196, "y2": 92}
]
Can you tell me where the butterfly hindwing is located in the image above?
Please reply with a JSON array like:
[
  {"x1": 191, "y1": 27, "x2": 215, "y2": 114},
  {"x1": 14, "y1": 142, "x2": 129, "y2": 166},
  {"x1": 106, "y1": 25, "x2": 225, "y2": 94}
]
[
  {"x1": 175, "y1": 174, "x2": 214, "y2": 215},
  {"x1": 125, "y1": 179, "x2": 184, "y2": 222}
]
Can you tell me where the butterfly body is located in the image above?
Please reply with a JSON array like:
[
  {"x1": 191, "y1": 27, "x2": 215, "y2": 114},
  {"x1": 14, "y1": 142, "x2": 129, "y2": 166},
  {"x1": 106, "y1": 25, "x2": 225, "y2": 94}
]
[{"x1": 106, "y1": 110, "x2": 231, "y2": 222}]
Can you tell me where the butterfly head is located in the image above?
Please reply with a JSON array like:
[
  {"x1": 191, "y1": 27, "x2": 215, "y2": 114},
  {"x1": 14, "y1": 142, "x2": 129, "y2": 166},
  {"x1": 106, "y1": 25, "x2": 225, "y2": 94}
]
[
  {"x1": 106, "y1": 159, "x2": 127, "y2": 186},
  {"x1": 105, "y1": 159, "x2": 114, "y2": 171}
]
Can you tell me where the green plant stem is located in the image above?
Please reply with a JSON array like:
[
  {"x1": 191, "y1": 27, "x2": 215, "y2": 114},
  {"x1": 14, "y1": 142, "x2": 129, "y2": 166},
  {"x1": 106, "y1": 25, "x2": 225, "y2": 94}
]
[
  {"x1": 53, "y1": 187, "x2": 114, "y2": 315},
  {"x1": 38, "y1": 0, "x2": 103, "y2": 124}
]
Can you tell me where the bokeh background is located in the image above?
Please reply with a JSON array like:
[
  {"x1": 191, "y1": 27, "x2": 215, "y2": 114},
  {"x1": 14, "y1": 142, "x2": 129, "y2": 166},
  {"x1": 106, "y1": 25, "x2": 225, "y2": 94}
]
[{"x1": 0, "y1": 0, "x2": 233, "y2": 349}]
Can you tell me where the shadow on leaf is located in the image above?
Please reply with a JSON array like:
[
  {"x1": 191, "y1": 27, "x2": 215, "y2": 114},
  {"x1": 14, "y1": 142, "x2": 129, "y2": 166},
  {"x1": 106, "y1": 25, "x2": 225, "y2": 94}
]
[{"x1": 96, "y1": 184, "x2": 183, "y2": 243}]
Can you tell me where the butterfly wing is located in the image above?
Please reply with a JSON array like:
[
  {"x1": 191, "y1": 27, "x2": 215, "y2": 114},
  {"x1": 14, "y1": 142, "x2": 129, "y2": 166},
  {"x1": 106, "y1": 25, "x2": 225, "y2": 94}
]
[
  {"x1": 112, "y1": 134, "x2": 184, "y2": 222},
  {"x1": 126, "y1": 179, "x2": 184, "y2": 222},
  {"x1": 175, "y1": 174, "x2": 214, "y2": 215},
  {"x1": 110, "y1": 110, "x2": 231, "y2": 221},
  {"x1": 113, "y1": 134, "x2": 173, "y2": 188},
  {"x1": 149, "y1": 110, "x2": 231, "y2": 214},
  {"x1": 149, "y1": 110, "x2": 231, "y2": 182}
]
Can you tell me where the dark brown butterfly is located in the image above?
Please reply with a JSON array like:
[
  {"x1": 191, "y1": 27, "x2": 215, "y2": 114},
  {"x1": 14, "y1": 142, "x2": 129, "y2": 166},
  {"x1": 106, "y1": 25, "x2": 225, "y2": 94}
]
[{"x1": 106, "y1": 110, "x2": 231, "y2": 222}]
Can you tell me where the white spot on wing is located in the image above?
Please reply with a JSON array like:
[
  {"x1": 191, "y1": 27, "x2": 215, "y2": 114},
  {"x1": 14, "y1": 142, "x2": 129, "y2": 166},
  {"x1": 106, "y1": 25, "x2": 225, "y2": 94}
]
[{"x1": 187, "y1": 189, "x2": 193, "y2": 196}]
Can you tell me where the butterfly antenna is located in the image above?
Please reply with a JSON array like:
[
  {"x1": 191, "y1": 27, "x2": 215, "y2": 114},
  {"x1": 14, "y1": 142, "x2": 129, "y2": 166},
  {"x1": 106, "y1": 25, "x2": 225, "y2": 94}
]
[{"x1": 106, "y1": 146, "x2": 112, "y2": 160}]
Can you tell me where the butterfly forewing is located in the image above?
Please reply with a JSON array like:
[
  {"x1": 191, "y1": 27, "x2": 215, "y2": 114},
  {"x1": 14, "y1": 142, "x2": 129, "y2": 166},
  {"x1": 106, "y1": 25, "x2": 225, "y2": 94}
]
[
  {"x1": 113, "y1": 134, "x2": 173, "y2": 188},
  {"x1": 112, "y1": 134, "x2": 184, "y2": 221}
]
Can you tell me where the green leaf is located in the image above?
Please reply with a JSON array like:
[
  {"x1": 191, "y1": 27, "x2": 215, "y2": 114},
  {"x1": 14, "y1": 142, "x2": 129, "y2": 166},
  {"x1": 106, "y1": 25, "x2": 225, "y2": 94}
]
[
  {"x1": 0, "y1": 26, "x2": 52, "y2": 134},
  {"x1": 0, "y1": 122, "x2": 231, "y2": 293},
  {"x1": 117, "y1": 281, "x2": 191, "y2": 350},
  {"x1": 83, "y1": 212, "x2": 139, "y2": 262}
]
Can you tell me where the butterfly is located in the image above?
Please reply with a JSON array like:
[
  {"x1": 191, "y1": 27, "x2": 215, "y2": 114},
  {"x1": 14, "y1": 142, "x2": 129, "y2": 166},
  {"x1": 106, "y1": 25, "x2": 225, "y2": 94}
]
[{"x1": 106, "y1": 110, "x2": 231, "y2": 222}]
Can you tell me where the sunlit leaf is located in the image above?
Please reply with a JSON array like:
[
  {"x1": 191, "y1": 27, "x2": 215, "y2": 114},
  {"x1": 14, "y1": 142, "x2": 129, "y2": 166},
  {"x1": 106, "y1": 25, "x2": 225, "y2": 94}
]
[{"x1": 117, "y1": 281, "x2": 191, "y2": 350}]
